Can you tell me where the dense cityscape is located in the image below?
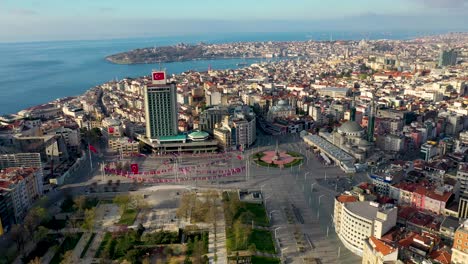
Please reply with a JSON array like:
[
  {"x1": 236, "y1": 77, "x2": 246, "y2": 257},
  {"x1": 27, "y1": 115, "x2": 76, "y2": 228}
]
[{"x1": 1, "y1": 31, "x2": 468, "y2": 264}]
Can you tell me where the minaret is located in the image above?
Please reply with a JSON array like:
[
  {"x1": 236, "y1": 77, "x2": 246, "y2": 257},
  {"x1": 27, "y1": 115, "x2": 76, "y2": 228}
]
[{"x1": 351, "y1": 92, "x2": 356, "y2": 122}]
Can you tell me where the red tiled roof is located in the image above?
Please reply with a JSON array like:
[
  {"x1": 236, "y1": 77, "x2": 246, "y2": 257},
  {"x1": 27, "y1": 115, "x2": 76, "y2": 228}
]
[
  {"x1": 336, "y1": 195, "x2": 358, "y2": 203},
  {"x1": 429, "y1": 250, "x2": 451, "y2": 264},
  {"x1": 369, "y1": 236, "x2": 397, "y2": 256}
]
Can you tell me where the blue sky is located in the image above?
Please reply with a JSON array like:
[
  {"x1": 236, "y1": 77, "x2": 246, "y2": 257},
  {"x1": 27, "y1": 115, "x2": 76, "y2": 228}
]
[{"x1": 0, "y1": 0, "x2": 467, "y2": 42}]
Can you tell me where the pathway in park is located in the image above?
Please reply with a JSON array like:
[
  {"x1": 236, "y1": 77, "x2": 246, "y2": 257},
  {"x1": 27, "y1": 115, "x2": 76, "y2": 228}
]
[{"x1": 208, "y1": 199, "x2": 227, "y2": 264}]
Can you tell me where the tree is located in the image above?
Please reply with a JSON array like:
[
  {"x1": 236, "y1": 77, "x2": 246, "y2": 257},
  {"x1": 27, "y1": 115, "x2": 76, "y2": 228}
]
[
  {"x1": 113, "y1": 194, "x2": 131, "y2": 213},
  {"x1": 82, "y1": 208, "x2": 96, "y2": 231},
  {"x1": 137, "y1": 223, "x2": 146, "y2": 238},
  {"x1": 34, "y1": 226, "x2": 49, "y2": 243},
  {"x1": 69, "y1": 217, "x2": 80, "y2": 230},
  {"x1": 131, "y1": 194, "x2": 148, "y2": 210},
  {"x1": 60, "y1": 250, "x2": 74, "y2": 264},
  {"x1": 177, "y1": 193, "x2": 196, "y2": 221},
  {"x1": 248, "y1": 244, "x2": 257, "y2": 254},
  {"x1": 191, "y1": 237, "x2": 205, "y2": 264},
  {"x1": 24, "y1": 207, "x2": 49, "y2": 237},
  {"x1": 73, "y1": 196, "x2": 87, "y2": 214},
  {"x1": 28, "y1": 257, "x2": 41, "y2": 264},
  {"x1": 10, "y1": 225, "x2": 26, "y2": 251},
  {"x1": 233, "y1": 219, "x2": 251, "y2": 250}
]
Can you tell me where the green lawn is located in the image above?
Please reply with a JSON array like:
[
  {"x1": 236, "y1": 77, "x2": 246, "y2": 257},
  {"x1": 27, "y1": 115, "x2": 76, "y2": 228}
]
[
  {"x1": 95, "y1": 232, "x2": 112, "y2": 258},
  {"x1": 238, "y1": 203, "x2": 269, "y2": 226},
  {"x1": 283, "y1": 158, "x2": 303, "y2": 168},
  {"x1": 118, "y1": 209, "x2": 138, "y2": 225},
  {"x1": 253, "y1": 152, "x2": 266, "y2": 159},
  {"x1": 251, "y1": 256, "x2": 281, "y2": 264},
  {"x1": 50, "y1": 233, "x2": 83, "y2": 264},
  {"x1": 226, "y1": 228, "x2": 276, "y2": 254},
  {"x1": 249, "y1": 229, "x2": 276, "y2": 254},
  {"x1": 254, "y1": 159, "x2": 278, "y2": 168},
  {"x1": 286, "y1": 151, "x2": 302, "y2": 157},
  {"x1": 80, "y1": 233, "x2": 96, "y2": 258}
]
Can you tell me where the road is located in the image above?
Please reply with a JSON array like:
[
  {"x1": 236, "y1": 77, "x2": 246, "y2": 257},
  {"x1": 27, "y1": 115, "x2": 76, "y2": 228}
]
[{"x1": 2, "y1": 129, "x2": 368, "y2": 264}]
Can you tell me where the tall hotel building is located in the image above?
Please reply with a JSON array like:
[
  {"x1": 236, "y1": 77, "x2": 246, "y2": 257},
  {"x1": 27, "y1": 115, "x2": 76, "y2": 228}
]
[{"x1": 144, "y1": 71, "x2": 178, "y2": 141}]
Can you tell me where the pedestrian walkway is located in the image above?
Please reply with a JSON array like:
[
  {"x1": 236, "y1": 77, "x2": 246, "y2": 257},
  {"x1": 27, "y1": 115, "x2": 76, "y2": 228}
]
[
  {"x1": 208, "y1": 199, "x2": 227, "y2": 264},
  {"x1": 82, "y1": 231, "x2": 105, "y2": 263}
]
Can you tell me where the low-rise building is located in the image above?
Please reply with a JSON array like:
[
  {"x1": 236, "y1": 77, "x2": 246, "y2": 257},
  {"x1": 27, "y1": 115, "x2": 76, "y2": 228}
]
[
  {"x1": 452, "y1": 219, "x2": 468, "y2": 264},
  {"x1": 362, "y1": 236, "x2": 398, "y2": 264},
  {"x1": 334, "y1": 198, "x2": 398, "y2": 256},
  {"x1": 108, "y1": 137, "x2": 139, "y2": 156}
]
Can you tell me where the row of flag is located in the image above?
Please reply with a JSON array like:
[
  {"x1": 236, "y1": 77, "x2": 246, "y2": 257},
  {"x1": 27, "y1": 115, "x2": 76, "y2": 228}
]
[{"x1": 106, "y1": 166, "x2": 246, "y2": 183}]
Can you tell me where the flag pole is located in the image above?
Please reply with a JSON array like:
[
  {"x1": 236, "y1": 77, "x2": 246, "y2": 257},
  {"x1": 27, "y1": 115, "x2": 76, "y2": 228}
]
[
  {"x1": 87, "y1": 123, "x2": 93, "y2": 170},
  {"x1": 88, "y1": 142, "x2": 93, "y2": 170}
]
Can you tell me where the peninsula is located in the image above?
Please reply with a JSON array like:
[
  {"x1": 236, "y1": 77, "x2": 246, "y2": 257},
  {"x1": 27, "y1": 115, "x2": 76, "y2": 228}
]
[{"x1": 106, "y1": 43, "x2": 247, "y2": 64}]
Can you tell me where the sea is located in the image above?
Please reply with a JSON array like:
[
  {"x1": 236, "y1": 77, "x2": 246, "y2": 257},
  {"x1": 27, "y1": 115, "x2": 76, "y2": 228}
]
[{"x1": 0, "y1": 31, "x2": 445, "y2": 115}]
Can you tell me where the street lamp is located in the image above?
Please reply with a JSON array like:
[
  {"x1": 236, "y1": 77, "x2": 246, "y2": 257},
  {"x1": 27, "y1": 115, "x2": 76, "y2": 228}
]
[
  {"x1": 317, "y1": 194, "x2": 326, "y2": 219},
  {"x1": 264, "y1": 195, "x2": 271, "y2": 211},
  {"x1": 274, "y1": 226, "x2": 285, "y2": 239},
  {"x1": 269, "y1": 210, "x2": 279, "y2": 221},
  {"x1": 318, "y1": 194, "x2": 326, "y2": 206},
  {"x1": 304, "y1": 172, "x2": 310, "y2": 181},
  {"x1": 311, "y1": 182, "x2": 316, "y2": 192}
]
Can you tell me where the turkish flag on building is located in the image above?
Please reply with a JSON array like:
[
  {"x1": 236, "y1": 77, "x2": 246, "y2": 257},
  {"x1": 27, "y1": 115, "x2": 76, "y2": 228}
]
[
  {"x1": 152, "y1": 71, "x2": 165, "y2": 81},
  {"x1": 108, "y1": 127, "x2": 114, "y2": 134},
  {"x1": 130, "y1": 164, "x2": 139, "y2": 174}
]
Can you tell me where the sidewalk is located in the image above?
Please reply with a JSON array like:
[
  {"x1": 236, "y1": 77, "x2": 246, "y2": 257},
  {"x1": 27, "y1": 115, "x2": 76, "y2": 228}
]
[{"x1": 208, "y1": 200, "x2": 227, "y2": 264}]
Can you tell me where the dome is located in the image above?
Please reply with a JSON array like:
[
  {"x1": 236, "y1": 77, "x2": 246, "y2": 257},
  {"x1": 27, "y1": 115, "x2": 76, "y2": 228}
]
[
  {"x1": 338, "y1": 121, "x2": 364, "y2": 134},
  {"x1": 277, "y1": 100, "x2": 288, "y2": 106},
  {"x1": 188, "y1": 130, "x2": 209, "y2": 141}
]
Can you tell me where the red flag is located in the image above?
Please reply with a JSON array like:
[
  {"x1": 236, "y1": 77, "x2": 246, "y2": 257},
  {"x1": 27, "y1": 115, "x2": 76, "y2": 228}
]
[
  {"x1": 89, "y1": 145, "x2": 97, "y2": 153},
  {"x1": 152, "y1": 71, "x2": 165, "y2": 81},
  {"x1": 131, "y1": 164, "x2": 139, "y2": 174},
  {"x1": 237, "y1": 155, "x2": 243, "y2": 160}
]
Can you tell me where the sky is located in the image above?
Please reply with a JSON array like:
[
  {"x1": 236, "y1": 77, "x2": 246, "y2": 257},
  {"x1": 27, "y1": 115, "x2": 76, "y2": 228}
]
[{"x1": 0, "y1": 0, "x2": 467, "y2": 42}]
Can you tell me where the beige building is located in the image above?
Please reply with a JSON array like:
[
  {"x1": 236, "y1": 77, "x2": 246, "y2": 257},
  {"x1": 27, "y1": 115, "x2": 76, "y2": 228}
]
[
  {"x1": 108, "y1": 137, "x2": 139, "y2": 156},
  {"x1": 334, "y1": 198, "x2": 398, "y2": 256},
  {"x1": 452, "y1": 219, "x2": 468, "y2": 264},
  {"x1": 213, "y1": 125, "x2": 233, "y2": 151},
  {"x1": 0, "y1": 167, "x2": 42, "y2": 223},
  {"x1": 362, "y1": 236, "x2": 398, "y2": 264}
]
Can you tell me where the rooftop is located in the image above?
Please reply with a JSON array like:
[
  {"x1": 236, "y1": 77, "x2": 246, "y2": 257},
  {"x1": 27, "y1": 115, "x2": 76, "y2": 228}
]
[
  {"x1": 344, "y1": 201, "x2": 395, "y2": 222},
  {"x1": 336, "y1": 195, "x2": 358, "y2": 203},
  {"x1": 369, "y1": 236, "x2": 397, "y2": 256}
]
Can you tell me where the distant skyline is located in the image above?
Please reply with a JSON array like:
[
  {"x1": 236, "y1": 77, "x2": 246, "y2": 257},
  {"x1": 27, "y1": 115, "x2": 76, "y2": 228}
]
[{"x1": 0, "y1": 0, "x2": 467, "y2": 42}]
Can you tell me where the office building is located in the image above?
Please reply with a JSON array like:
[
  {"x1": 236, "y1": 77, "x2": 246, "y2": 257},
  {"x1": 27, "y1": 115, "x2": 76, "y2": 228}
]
[
  {"x1": 334, "y1": 197, "x2": 397, "y2": 256},
  {"x1": 438, "y1": 49, "x2": 458, "y2": 67},
  {"x1": 144, "y1": 71, "x2": 178, "y2": 140}
]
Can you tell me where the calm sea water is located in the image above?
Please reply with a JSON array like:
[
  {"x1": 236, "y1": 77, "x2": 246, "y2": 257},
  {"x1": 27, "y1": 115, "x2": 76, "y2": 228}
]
[{"x1": 0, "y1": 31, "x2": 442, "y2": 114}]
